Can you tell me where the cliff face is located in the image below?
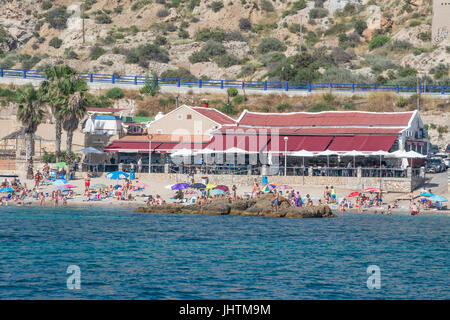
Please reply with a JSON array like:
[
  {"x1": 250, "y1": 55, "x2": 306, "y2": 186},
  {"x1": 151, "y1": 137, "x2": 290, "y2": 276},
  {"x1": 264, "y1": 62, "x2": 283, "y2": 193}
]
[
  {"x1": 0, "y1": 0, "x2": 446, "y2": 84},
  {"x1": 135, "y1": 194, "x2": 337, "y2": 218}
]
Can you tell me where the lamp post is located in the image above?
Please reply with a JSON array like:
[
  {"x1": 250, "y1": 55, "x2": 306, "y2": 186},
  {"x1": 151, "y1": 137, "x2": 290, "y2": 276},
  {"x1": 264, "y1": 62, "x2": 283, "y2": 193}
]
[
  {"x1": 148, "y1": 134, "x2": 153, "y2": 174},
  {"x1": 284, "y1": 136, "x2": 288, "y2": 176}
]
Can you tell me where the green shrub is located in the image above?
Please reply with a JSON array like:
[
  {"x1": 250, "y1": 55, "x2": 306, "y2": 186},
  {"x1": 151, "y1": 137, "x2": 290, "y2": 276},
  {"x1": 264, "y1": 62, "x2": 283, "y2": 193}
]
[
  {"x1": 46, "y1": 6, "x2": 70, "y2": 29},
  {"x1": 418, "y1": 32, "x2": 431, "y2": 41},
  {"x1": 209, "y1": 1, "x2": 224, "y2": 12},
  {"x1": 239, "y1": 18, "x2": 252, "y2": 31},
  {"x1": 390, "y1": 40, "x2": 412, "y2": 51},
  {"x1": 343, "y1": 104, "x2": 356, "y2": 110},
  {"x1": 85, "y1": 93, "x2": 112, "y2": 108},
  {"x1": 309, "y1": 8, "x2": 328, "y2": 19},
  {"x1": 368, "y1": 35, "x2": 390, "y2": 50},
  {"x1": 233, "y1": 95, "x2": 245, "y2": 104},
  {"x1": 277, "y1": 103, "x2": 291, "y2": 112},
  {"x1": 188, "y1": 0, "x2": 201, "y2": 10},
  {"x1": 412, "y1": 48, "x2": 427, "y2": 56},
  {"x1": 106, "y1": 87, "x2": 124, "y2": 99},
  {"x1": 140, "y1": 72, "x2": 160, "y2": 96},
  {"x1": 49, "y1": 37, "x2": 62, "y2": 49},
  {"x1": 354, "y1": 20, "x2": 367, "y2": 35},
  {"x1": 95, "y1": 11, "x2": 112, "y2": 24},
  {"x1": 195, "y1": 28, "x2": 225, "y2": 42},
  {"x1": 409, "y1": 20, "x2": 421, "y2": 27},
  {"x1": 307, "y1": 103, "x2": 336, "y2": 112},
  {"x1": 178, "y1": 30, "x2": 189, "y2": 39},
  {"x1": 189, "y1": 50, "x2": 210, "y2": 63},
  {"x1": 219, "y1": 102, "x2": 238, "y2": 115},
  {"x1": 238, "y1": 64, "x2": 256, "y2": 77},
  {"x1": 260, "y1": 0, "x2": 274, "y2": 12},
  {"x1": 396, "y1": 96, "x2": 407, "y2": 108},
  {"x1": 154, "y1": 35, "x2": 167, "y2": 46},
  {"x1": 215, "y1": 54, "x2": 240, "y2": 68},
  {"x1": 136, "y1": 109, "x2": 149, "y2": 117},
  {"x1": 90, "y1": 45, "x2": 106, "y2": 60},
  {"x1": 131, "y1": 0, "x2": 151, "y2": 11},
  {"x1": 41, "y1": 1, "x2": 53, "y2": 10},
  {"x1": 125, "y1": 43, "x2": 170, "y2": 65},
  {"x1": 257, "y1": 38, "x2": 286, "y2": 54}
]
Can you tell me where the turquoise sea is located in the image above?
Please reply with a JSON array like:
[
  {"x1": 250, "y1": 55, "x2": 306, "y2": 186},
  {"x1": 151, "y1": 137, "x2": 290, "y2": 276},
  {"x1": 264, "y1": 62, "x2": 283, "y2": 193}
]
[{"x1": 0, "y1": 206, "x2": 448, "y2": 299}]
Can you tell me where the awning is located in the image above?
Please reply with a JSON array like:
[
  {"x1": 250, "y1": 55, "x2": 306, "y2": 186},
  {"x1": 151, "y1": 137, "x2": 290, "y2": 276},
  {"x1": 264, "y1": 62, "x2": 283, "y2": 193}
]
[
  {"x1": 205, "y1": 134, "x2": 270, "y2": 153},
  {"x1": 328, "y1": 136, "x2": 397, "y2": 152},
  {"x1": 104, "y1": 141, "x2": 162, "y2": 153},
  {"x1": 265, "y1": 136, "x2": 333, "y2": 154},
  {"x1": 155, "y1": 142, "x2": 208, "y2": 153}
]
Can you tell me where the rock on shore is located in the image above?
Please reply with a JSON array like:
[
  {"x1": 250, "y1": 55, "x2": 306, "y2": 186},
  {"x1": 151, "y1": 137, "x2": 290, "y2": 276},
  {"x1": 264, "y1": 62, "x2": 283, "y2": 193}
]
[{"x1": 134, "y1": 194, "x2": 336, "y2": 218}]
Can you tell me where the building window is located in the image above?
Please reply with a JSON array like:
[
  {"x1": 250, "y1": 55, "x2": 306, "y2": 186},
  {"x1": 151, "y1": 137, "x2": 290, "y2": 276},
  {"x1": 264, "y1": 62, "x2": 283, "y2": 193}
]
[
  {"x1": 177, "y1": 114, "x2": 182, "y2": 120},
  {"x1": 187, "y1": 114, "x2": 192, "y2": 120},
  {"x1": 157, "y1": 129, "x2": 162, "y2": 134}
]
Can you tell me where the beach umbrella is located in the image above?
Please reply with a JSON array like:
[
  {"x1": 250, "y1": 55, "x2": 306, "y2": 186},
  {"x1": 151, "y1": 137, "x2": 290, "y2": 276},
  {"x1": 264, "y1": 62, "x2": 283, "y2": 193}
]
[
  {"x1": 0, "y1": 187, "x2": 14, "y2": 193},
  {"x1": 429, "y1": 195, "x2": 448, "y2": 202},
  {"x1": 214, "y1": 185, "x2": 229, "y2": 192},
  {"x1": 190, "y1": 183, "x2": 206, "y2": 189},
  {"x1": 419, "y1": 192, "x2": 434, "y2": 197},
  {"x1": 363, "y1": 187, "x2": 380, "y2": 193},
  {"x1": 290, "y1": 149, "x2": 314, "y2": 167},
  {"x1": 205, "y1": 184, "x2": 217, "y2": 189},
  {"x1": 317, "y1": 150, "x2": 338, "y2": 167},
  {"x1": 343, "y1": 150, "x2": 365, "y2": 168},
  {"x1": 77, "y1": 147, "x2": 104, "y2": 154},
  {"x1": 55, "y1": 162, "x2": 66, "y2": 167},
  {"x1": 222, "y1": 147, "x2": 255, "y2": 154},
  {"x1": 194, "y1": 148, "x2": 215, "y2": 155},
  {"x1": 64, "y1": 184, "x2": 76, "y2": 188},
  {"x1": 211, "y1": 189, "x2": 226, "y2": 195},
  {"x1": 105, "y1": 171, "x2": 129, "y2": 180},
  {"x1": 171, "y1": 183, "x2": 190, "y2": 190},
  {"x1": 170, "y1": 148, "x2": 194, "y2": 157},
  {"x1": 348, "y1": 191, "x2": 360, "y2": 197},
  {"x1": 263, "y1": 184, "x2": 276, "y2": 192},
  {"x1": 278, "y1": 185, "x2": 293, "y2": 190}
]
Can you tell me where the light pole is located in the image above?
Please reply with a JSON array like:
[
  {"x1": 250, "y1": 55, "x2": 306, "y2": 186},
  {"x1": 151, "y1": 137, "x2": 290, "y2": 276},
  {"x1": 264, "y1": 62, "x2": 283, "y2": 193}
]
[
  {"x1": 284, "y1": 136, "x2": 288, "y2": 176},
  {"x1": 148, "y1": 134, "x2": 153, "y2": 174}
]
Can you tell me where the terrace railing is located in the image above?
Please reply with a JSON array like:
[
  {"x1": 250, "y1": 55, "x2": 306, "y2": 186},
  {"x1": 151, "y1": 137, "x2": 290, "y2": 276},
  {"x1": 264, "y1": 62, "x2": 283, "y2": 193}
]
[{"x1": 1, "y1": 68, "x2": 449, "y2": 95}]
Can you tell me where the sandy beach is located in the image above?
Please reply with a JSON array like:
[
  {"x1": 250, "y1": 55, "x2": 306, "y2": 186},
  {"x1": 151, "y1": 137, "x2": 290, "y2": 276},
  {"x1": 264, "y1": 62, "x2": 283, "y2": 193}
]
[{"x1": 2, "y1": 170, "x2": 448, "y2": 216}]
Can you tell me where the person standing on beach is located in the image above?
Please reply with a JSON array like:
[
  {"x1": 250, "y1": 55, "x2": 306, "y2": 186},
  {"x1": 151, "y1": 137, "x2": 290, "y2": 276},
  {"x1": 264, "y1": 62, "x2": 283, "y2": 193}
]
[
  {"x1": 273, "y1": 191, "x2": 280, "y2": 213},
  {"x1": 84, "y1": 175, "x2": 91, "y2": 192},
  {"x1": 34, "y1": 171, "x2": 41, "y2": 189},
  {"x1": 232, "y1": 185, "x2": 237, "y2": 200},
  {"x1": 330, "y1": 186, "x2": 336, "y2": 203},
  {"x1": 137, "y1": 157, "x2": 142, "y2": 173}
]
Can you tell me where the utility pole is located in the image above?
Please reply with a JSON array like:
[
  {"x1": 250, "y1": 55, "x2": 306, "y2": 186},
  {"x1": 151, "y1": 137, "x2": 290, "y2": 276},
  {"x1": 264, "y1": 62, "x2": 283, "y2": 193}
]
[
  {"x1": 416, "y1": 76, "x2": 420, "y2": 111},
  {"x1": 81, "y1": 3, "x2": 85, "y2": 44},
  {"x1": 299, "y1": 15, "x2": 303, "y2": 54}
]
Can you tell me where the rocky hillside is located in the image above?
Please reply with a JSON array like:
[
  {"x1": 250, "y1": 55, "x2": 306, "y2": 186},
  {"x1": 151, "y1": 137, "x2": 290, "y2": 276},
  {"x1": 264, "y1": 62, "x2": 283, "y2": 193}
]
[{"x1": 0, "y1": 0, "x2": 448, "y2": 85}]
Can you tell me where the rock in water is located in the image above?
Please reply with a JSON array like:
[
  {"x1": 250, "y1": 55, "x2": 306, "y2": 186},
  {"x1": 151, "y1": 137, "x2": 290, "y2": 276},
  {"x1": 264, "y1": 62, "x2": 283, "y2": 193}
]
[{"x1": 135, "y1": 194, "x2": 336, "y2": 218}]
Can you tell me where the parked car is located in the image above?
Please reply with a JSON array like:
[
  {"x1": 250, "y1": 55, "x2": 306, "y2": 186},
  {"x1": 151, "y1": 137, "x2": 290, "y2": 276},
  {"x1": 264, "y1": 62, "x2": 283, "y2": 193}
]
[
  {"x1": 446, "y1": 144, "x2": 450, "y2": 154},
  {"x1": 426, "y1": 158, "x2": 446, "y2": 173},
  {"x1": 444, "y1": 157, "x2": 450, "y2": 169}
]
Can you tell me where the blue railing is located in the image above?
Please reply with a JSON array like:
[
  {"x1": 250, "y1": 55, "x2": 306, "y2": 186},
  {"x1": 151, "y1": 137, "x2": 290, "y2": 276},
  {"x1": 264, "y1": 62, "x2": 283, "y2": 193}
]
[{"x1": 1, "y1": 68, "x2": 449, "y2": 95}]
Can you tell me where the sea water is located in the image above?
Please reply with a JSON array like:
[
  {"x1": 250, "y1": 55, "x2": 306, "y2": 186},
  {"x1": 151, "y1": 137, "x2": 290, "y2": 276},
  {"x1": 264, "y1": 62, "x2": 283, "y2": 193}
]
[{"x1": 0, "y1": 206, "x2": 448, "y2": 299}]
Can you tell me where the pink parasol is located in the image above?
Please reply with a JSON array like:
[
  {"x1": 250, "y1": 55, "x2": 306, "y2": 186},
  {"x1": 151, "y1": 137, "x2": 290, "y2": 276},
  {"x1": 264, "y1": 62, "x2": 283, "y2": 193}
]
[
  {"x1": 348, "y1": 192, "x2": 360, "y2": 197},
  {"x1": 64, "y1": 184, "x2": 76, "y2": 188},
  {"x1": 214, "y1": 185, "x2": 229, "y2": 192}
]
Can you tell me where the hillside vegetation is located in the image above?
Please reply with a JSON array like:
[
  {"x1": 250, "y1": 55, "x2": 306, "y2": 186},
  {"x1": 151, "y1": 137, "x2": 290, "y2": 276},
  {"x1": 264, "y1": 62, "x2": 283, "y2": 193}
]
[{"x1": 0, "y1": 0, "x2": 448, "y2": 86}]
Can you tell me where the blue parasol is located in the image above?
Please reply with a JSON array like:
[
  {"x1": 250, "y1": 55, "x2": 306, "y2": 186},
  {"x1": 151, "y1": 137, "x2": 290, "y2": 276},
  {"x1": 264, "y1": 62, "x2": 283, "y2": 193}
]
[
  {"x1": 171, "y1": 183, "x2": 190, "y2": 190},
  {"x1": 105, "y1": 171, "x2": 129, "y2": 180}
]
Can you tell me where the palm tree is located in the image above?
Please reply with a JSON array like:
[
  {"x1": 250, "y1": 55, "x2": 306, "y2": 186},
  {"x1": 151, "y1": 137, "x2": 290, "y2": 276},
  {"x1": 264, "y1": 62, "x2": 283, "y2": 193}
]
[
  {"x1": 41, "y1": 66, "x2": 76, "y2": 162},
  {"x1": 60, "y1": 77, "x2": 87, "y2": 164},
  {"x1": 16, "y1": 85, "x2": 45, "y2": 179}
]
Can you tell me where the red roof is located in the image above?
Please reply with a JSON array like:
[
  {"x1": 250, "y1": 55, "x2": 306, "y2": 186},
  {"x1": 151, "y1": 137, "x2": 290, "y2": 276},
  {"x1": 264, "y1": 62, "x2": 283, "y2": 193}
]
[
  {"x1": 238, "y1": 111, "x2": 414, "y2": 127},
  {"x1": 218, "y1": 126, "x2": 402, "y2": 135},
  {"x1": 328, "y1": 136, "x2": 397, "y2": 152},
  {"x1": 192, "y1": 107, "x2": 236, "y2": 125},
  {"x1": 265, "y1": 136, "x2": 333, "y2": 153}
]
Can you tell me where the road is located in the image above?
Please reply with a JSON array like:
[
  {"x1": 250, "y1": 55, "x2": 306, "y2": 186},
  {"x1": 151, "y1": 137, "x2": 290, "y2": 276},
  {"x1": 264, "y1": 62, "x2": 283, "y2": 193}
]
[{"x1": 423, "y1": 170, "x2": 449, "y2": 195}]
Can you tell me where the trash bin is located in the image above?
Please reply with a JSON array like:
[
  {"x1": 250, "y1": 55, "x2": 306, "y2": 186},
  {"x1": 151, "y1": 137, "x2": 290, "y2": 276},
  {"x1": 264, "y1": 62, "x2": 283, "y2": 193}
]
[
  {"x1": 201, "y1": 176, "x2": 208, "y2": 185},
  {"x1": 130, "y1": 169, "x2": 135, "y2": 180},
  {"x1": 262, "y1": 176, "x2": 268, "y2": 185}
]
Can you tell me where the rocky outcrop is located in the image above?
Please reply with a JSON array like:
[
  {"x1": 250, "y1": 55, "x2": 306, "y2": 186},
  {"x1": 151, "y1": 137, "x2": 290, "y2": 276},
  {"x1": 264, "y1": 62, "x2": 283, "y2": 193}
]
[{"x1": 134, "y1": 194, "x2": 336, "y2": 218}]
